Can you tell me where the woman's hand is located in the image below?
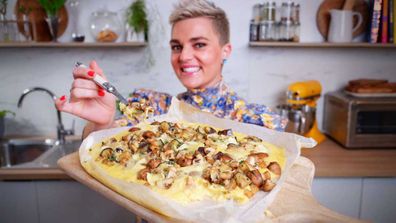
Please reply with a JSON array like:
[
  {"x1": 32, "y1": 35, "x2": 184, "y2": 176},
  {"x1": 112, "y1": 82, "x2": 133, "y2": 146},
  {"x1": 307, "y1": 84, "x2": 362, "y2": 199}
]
[{"x1": 55, "y1": 60, "x2": 116, "y2": 130}]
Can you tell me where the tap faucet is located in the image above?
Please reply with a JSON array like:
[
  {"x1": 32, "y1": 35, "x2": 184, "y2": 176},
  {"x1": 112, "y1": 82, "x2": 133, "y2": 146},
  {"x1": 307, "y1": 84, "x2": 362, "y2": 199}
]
[{"x1": 17, "y1": 87, "x2": 74, "y2": 144}]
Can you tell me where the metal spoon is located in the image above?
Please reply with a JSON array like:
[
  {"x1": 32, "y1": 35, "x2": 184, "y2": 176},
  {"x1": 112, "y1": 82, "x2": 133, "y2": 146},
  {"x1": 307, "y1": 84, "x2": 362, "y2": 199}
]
[{"x1": 75, "y1": 62, "x2": 128, "y2": 105}]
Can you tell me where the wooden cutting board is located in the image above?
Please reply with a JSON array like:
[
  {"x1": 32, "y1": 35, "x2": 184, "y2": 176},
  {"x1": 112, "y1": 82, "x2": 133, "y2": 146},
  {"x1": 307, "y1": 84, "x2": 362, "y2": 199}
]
[
  {"x1": 14, "y1": 0, "x2": 68, "y2": 42},
  {"x1": 58, "y1": 153, "x2": 365, "y2": 222},
  {"x1": 316, "y1": 0, "x2": 370, "y2": 40}
]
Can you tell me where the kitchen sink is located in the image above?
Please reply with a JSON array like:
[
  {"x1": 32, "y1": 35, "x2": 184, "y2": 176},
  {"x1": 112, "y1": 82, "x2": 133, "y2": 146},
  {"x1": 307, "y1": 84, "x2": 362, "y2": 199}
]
[{"x1": 0, "y1": 138, "x2": 81, "y2": 168}]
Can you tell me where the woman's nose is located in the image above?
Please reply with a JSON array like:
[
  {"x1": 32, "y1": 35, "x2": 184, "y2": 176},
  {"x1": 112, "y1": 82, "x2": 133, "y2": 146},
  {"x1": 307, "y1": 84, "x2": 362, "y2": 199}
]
[{"x1": 179, "y1": 46, "x2": 193, "y2": 62}]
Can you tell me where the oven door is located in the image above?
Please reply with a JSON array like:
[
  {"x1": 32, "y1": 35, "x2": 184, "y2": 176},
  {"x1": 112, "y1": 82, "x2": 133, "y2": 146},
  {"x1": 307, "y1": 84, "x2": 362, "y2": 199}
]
[{"x1": 349, "y1": 104, "x2": 396, "y2": 148}]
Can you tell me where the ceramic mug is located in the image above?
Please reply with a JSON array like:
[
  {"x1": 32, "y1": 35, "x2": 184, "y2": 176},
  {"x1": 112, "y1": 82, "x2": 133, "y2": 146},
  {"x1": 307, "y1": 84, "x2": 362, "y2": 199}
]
[{"x1": 328, "y1": 9, "x2": 363, "y2": 42}]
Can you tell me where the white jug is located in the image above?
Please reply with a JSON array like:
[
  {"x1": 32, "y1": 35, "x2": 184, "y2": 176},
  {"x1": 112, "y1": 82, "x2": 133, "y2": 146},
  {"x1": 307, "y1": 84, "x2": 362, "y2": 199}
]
[{"x1": 328, "y1": 9, "x2": 363, "y2": 42}]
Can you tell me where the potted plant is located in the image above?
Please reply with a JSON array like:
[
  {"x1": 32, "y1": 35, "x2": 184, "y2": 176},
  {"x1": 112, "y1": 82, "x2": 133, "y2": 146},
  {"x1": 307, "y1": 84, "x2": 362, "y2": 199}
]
[
  {"x1": 0, "y1": 0, "x2": 7, "y2": 20},
  {"x1": 37, "y1": 0, "x2": 65, "y2": 41},
  {"x1": 0, "y1": 110, "x2": 15, "y2": 139},
  {"x1": 125, "y1": 0, "x2": 148, "y2": 42}
]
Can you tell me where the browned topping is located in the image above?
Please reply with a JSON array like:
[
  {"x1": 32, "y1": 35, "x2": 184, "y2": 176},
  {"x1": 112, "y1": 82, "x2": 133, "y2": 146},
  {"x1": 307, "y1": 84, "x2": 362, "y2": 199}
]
[
  {"x1": 244, "y1": 136, "x2": 262, "y2": 142},
  {"x1": 261, "y1": 180, "x2": 276, "y2": 192},
  {"x1": 176, "y1": 156, "x2": 193, "y2": 167},
  {"x1": 250, "y1": 184, "x2": 260, "y2": 194},
  {"x1": 235, "y1": 172, "x2": 251, "y2": 188},
  {"x1": 262, "y1": 171, "x2": 271, "y2": 180},
  {"x1": 204, "y1": 126, "x2": 216, "y2": 134},
  {"x1": 239, "y1": 161, "x2": 252, "y2": 173},
  {"x1": 225, "y1": 178, "x2": 237, "y2": 190},
  {"x1": 249, "y1": 152, "x2": 269, "y2": 160},
  {"x1": 159, "y1": 121, "x2": 170, "y2": 132},
  {"x1": 196, "y1": 147, "x2": 206, "y2": 156},
  {"x1": 137, "y1": 168, "x2": 150, "y2": 181},
  {"x1": 219, "y1": 171, "x2": 233, "y2": 180},
  {"x1": 226, "y1": 143, "x2": 239, "y2": 150},
  {"x1": 229, "y1": 160, "x2": 239, "y2": 169},
  {"x1": 246, "y1": 169, "x2": 263, "y2": 187},
  {"x1": 142, "y1": 130, "x2": 156, "y2": 139},
  {"x1": 203, "y1": 147, "x2": 215, "y2": 155},
  {"x1": 129, "y1": 127, "x2": 141, "y2": 132},
  {"x1": 121, "y1": 135, "x2": 130, "y2": 141},
  {"x1": 267, "y1": 162, "x2": 282, "y2": 175},
  {"x1": 119, "y1": 152, "x2": 131, "y2": 166},
  {"x1": 202, "y1": 168, "x2": 211, "y2": 181},
  {"x1": 218, "y1": 129, "x2": 233, "y2": 136},
  {"x1": 147, "y1": 158, "x2": 161, "y2": 169},
  {"x1": 244, "y1": 190, "x2": 254, "y2": 198},
  {"x1": 257, "y1": 160, "x2": 267, "y2": 169},
  {"x1": 95, "y1": 120, "x2": 282, "y2": 197},
  {"x1": 220, "y1": 153, "x2": 233, "y2": 162}
]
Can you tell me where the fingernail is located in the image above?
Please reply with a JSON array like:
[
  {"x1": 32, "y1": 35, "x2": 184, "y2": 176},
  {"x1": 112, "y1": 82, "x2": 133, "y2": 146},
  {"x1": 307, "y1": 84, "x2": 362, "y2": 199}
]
[
  {"x1": 98, "y1": 89, "x2": 105, "y2": 97},
  {"x1": 60, "y1": 95, "x2": 66, "y2": 101},
  {"x1": 88, "y1": 70, "x2": 95, "y2": 77}
]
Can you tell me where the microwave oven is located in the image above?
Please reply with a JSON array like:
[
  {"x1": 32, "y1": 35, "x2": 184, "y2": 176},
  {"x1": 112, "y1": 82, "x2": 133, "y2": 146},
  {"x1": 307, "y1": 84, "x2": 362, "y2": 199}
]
[{"x1": 323, "y1": 91, "x2": 396, "y2": 148}]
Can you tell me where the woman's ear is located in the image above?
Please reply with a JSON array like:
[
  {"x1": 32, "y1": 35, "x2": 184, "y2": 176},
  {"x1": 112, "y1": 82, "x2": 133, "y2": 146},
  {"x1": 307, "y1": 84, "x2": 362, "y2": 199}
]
[{"x1": 222, "y1": 43, "x2": 232, "y2": 60}]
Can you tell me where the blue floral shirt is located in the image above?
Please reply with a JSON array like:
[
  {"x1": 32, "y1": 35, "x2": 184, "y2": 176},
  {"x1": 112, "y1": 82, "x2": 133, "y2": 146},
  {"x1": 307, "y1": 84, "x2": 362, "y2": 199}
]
[{"x1": 116, "y1": 81, "x2": 287, "y2": 131}]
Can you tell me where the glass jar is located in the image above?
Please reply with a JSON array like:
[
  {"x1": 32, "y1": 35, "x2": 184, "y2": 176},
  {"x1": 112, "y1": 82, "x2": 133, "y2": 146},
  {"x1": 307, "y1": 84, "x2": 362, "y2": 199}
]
[{"x1": 90, "y1": 9, "x2": 122, "y2": 42}]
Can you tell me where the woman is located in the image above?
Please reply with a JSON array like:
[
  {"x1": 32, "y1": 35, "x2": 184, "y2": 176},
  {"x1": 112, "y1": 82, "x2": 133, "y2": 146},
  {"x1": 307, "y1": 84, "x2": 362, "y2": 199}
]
[{"x1": 56, "y1": 0, "x2": 286, "y2": 139}]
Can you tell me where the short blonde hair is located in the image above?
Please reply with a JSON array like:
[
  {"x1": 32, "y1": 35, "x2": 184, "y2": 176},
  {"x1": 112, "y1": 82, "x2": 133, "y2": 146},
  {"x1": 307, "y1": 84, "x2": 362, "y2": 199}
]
[{"x1": 169, "y1": 0, "x2": 230, "y2": 45}]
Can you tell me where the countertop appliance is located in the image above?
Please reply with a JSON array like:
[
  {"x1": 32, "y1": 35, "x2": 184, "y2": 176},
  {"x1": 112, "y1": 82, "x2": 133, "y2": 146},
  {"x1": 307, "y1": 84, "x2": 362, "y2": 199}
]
[
  {"x1": 277, "y1": 80, "x2": 326, "y2": 144},
  {"x1": 323, "y1": 91, "x2": 396, "y2": 148}
]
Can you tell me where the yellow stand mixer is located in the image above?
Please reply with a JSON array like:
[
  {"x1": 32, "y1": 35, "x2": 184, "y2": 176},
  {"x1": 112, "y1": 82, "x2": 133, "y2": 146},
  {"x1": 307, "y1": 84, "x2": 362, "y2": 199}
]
[{"x1": 278, "y1": 80, "x2": 326, "y2": 144}]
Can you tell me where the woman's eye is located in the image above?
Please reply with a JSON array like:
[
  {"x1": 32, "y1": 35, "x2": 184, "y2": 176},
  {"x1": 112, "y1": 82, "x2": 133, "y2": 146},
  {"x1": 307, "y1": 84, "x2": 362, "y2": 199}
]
[
  {"x1": 171, "y1": 45, "x2": 182, "y2": 52},
  {"x1": 195, "y1": 43, "x2": 206, "y2": 48}
]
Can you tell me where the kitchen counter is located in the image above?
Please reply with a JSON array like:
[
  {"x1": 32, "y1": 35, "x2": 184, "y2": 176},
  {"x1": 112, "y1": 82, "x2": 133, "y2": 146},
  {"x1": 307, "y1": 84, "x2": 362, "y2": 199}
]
[
  {"x1": 302, "y1": 139, "x2": 396, "y2": 177},
  {"x1": 1, "y1": 139, "x2": 395, "y2": 180}
]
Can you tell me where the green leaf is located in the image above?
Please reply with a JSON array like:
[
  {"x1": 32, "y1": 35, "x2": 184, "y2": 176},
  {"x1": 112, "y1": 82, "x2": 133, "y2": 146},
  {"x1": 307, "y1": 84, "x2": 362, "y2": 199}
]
[
  {"x1": 127, "y1": 0, "x2": 148, "y2": 33},
  {"x1": 37, "y1": 0, "x2": 65, "y2": 16},
  {"x1": 0, "y1": 110, "x2": 15, "y2": 118}
]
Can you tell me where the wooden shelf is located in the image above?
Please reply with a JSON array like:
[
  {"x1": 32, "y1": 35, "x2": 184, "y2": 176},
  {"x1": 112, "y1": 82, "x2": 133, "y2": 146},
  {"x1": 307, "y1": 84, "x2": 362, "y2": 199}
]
[
  {"x1": 249, "y1": 41, "x2": 396, "y2": 48},
  {"x1": 0, "y1": 41, "x2": 147, "y2": 48}
]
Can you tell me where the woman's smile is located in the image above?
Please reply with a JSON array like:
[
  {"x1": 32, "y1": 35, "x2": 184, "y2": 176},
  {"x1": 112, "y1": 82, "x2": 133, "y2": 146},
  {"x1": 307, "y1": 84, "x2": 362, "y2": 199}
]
[{"x1": 181, "y1": 65, "x2": 201, "y2": 76}]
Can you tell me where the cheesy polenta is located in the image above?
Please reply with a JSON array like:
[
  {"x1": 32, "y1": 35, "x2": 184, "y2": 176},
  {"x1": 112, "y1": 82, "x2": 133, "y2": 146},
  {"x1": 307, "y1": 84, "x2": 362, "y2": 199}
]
[{"x1": 82, "y1": 121, "x2": 285, "y2": 205}]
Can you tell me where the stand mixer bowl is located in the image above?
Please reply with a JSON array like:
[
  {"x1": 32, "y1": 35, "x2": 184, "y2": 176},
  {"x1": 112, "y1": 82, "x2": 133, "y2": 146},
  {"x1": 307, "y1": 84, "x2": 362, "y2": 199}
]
[{"x1": 277, "y1": 104, "x2": 316, "y2": 135}]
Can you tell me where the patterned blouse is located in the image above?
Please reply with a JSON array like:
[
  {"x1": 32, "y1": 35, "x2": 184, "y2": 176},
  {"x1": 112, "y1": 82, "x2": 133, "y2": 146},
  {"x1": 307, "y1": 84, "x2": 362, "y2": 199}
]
[{"x1": 116, "y1": 81, "x2": 287, "y2": 131}]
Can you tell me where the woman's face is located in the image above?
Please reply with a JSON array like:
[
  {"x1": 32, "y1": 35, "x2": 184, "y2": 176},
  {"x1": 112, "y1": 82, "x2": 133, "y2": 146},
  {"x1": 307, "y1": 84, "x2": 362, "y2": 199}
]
[{"x1": 170, "y1": 17, "x2": 231, "y2": 90}]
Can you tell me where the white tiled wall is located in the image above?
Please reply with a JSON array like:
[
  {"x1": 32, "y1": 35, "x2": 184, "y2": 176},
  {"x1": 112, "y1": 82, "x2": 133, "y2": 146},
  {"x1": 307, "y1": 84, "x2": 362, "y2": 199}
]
[{"x1": 1, "y1": 0, "x2": 395, "y2": 136}]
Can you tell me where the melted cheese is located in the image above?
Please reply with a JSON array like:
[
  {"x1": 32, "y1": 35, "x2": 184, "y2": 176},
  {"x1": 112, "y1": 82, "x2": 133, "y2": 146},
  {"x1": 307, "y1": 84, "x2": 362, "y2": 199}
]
[{"x1": 83, "y1": 121, "x2": 286, "y2": 205}]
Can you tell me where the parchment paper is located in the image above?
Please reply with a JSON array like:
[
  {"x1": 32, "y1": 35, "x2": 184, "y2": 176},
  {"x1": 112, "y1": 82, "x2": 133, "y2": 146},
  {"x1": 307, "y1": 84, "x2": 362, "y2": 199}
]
[{"x1": 79, "y1": 98, "x2": 316, "y2": 223}]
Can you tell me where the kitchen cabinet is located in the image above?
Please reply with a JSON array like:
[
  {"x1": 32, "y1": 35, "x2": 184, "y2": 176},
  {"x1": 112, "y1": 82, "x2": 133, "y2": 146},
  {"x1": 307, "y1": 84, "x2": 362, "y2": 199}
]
[
  {"x1": 311, "y1": 178, "x2": 362, "y2": 219},
  {"x1": 1, "y1": 177, "x2": 396, "y2": 222},
  {"x1": 360, "y1": 178, "x2": 396, "y2": 223},
  {"x1": 312, "y1": 177, "x2": 396, "y2": 223},
  {"x1": 0, "y1": 181, "x2": 39, "y2": 223},
  {"x1": 0, "y1": 181, "x2": 136, "y2": 223}
]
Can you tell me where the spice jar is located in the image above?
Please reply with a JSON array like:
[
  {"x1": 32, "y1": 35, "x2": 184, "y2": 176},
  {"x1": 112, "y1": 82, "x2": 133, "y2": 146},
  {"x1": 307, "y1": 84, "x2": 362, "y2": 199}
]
[{"x1": 90, "y1": 9, "x2": 122, "y2": 42}]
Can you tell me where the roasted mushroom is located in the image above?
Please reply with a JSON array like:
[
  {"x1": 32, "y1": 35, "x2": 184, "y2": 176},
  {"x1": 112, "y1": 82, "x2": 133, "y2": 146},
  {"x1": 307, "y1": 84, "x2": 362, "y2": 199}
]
[
  {"x1": 267, "y1": 162, "x2": 282, "y2": 175},
  {"x1": 246, "y1": 169, "x2": 263, "y2": 187}
]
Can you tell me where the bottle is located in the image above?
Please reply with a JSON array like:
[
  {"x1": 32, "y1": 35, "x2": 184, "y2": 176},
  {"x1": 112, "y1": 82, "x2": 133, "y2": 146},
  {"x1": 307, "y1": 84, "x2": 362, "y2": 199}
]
[
  {"x1": 250, "y1": 4, "x2": 262, "y2": 41},
  {"x1": 280, "y1": 2, "x2": 294, "y2": 41},
  {"x1": 250, "y1": 19, "x2": 259, "y2": 42},
  {"x1": 69, "y1": 0, "x2": 85, "y2": 42},
  {"x1": 258, "y1": 2, "x2": 269, "y2": 41},
  {"x1": 292, "y1": 3, "x2": 300, "y2": 42}
]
